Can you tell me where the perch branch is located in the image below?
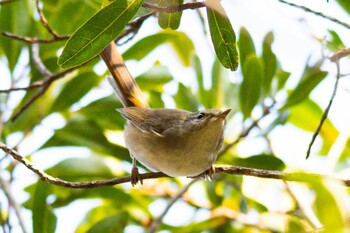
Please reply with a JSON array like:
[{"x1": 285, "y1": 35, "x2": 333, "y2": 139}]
[
  {"x1": 142, "y1": 1, "x2": 206, "y2": 13},
  {"x1": 2, "y1": 141, "x2": 350, "y2": 189}
]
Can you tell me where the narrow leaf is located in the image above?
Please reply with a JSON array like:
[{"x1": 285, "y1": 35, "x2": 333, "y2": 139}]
[
  {"x1": 282, "y1": 63, "x2": 328, "y2": 110},
  {"x1": 123, "y1": 30, "x2": 194, "y2": 66},
  {"x1": 206, "y1": 0, "x2": 238, "y2": 71},
  {"x1": 239, "y1": 54, "x2": 263, "y2": 119},
  {"x1": 32, "y1": 182, "x2": 57, "y2": 233},
  {"x1": 262, "y1": 31, "x2": 277, "y2": 95},
  {"x1": 288, "y1": 98, "x2": 339, "y2": 154},
  {"x1": 58, "y1": 0, "x2": 144, "y2": 68},
  {"x1": 174, "y1": 83, "x2": 199, "y2": 111},
  {"x1": 158, "y1": 0, "x2": 184, "y2": 29},
  {"x1": 238, "y1": 27, "x2": 256, "y2": 69}
]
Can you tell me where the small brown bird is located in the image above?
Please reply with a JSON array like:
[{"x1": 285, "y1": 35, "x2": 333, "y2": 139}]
[{"x1": 118, "y1": 107, "x2": 230, "y2": 185}]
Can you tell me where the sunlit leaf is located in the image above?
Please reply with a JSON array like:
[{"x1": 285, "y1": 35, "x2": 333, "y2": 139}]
[
  {"x1": 261, "y1": 31, "x2": 277, "y2": 95},
  {"x1": 336, "y1": 0, "x2": 350, "y2": 14},
  {"x1": 238, "y1": 27, "x2": 256, "y2": 69},
  {"x1": 58, "y1": 0, "x2": 144, "y2": 68},
  {"x1": 338, "y1": 137, "x2": 350, "y2": 162},
  {"x1": 281, "y1": 61, "x2": 328, "y2": 110},
  {"x1": 123, "y1": 30, "x2": 195, "y2": 66},
  {"x1": 135, "y1": 64, "x2": 173, "y2": 91},
  {"x1": 174, "y1": 83, "x2": 199, "y2": 111},
  {"x1": 46, "y1": 157, "x2": 115, "y2": 181},
  {"x1": 41, "y1": 117, "x2": 130, "y2": 160},
  {"x1": 42, "y1": 0, "x2": 100, "y2": 35},
  {"x1": 276, "y1": 69, "x2": 291, "y2": 91},
  {"x1": 158, "y1": 0, "x2": 184, "y2": 29},
  {"x1": 206, "y1": 0, "x2": 238, "y2": 71},
  {"x1": 288, "y1": 98, "x2": 339, "y2": 154},
  {"x1": 239, "y1": 54, "x2": 263, "y2": 119}
]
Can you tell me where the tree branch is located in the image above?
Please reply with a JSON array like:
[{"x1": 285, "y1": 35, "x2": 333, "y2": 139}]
[
  {"x1": 278, "y1": 0, "x2": 350, "y2": 30},
  {"x1": 142, "y1": 1, "x2": 206, "y2": 13},
  {"x1": 306, "y1": 48, "x2": 349, "y2": 158},
  {"x1": 1, "y1": 141, "x2": 350, "y2": 189}
]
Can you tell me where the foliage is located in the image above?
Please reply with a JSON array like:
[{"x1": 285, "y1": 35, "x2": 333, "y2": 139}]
[{"x1": 0, "y1": 0, "x2": 350, "y2": 233}]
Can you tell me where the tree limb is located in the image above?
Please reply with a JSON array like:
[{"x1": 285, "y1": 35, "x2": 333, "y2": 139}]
[{"x1": 1, "y1": 141, "x2": 350, "y2": 189}]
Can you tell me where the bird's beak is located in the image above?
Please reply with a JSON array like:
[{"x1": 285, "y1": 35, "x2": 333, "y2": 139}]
[{"x1": 217, "y1": 109, "x2": 231, "y2": 119}]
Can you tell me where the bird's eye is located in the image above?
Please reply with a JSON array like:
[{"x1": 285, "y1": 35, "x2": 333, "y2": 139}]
[{"x1": 196, "y1": 112, "x2": 205, "y2": 120}]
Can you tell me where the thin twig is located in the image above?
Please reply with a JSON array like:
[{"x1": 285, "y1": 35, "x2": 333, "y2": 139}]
[
  {"x1": 2, "y1": 141, "x2": 350, "y2": 189},
  {"x1": 31, "y1": 43, "x2": 52, "y2": 77},
  {"x1": 278, "y1": 0, "x2": 350, "y2": 30},
  {"x1": 0, "y1": 172, "x2": 28, "y2": 233},
  {"x1": 306, "y1": 52, "x2": 344, "y2": 159},
  {"x1": 148, "y1": 178, "x2": 199, "y2": 233}
]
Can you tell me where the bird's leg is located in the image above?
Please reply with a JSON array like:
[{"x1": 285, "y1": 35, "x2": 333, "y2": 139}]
[
  {"x1": 202, "y1": 165, "x2": 215, "y2": 181},
  {"x1": 131, "y1": 156, "x2": 143, "y2": 186}
]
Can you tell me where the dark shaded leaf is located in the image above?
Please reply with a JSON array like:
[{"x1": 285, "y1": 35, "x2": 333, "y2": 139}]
[
  {"x1": 86, "y1": 213, "x2": 128, "y2": 233},
  {"x1": 0, "y1": 0, "x2": 32, "y2": 71},
  {"x1": 58, "y1": 0, "x2": 144, "y2": 68},
  {"x1": 239, "y1": 54, "x2": 263, "y2": 119},
  {"x1": 158, "y1": 0, "x2": 184, "y2": 29},
  {"x1": 32, "y1": 182, "x2": 57, "y2": 233},
  {"x1": 206, "y1": 0, "x2": 238, "y2": 71},
  {"x1": 123, "y1": 30, "x2": 195, "y2": 66},
  {"x1": 51, "y1": 71, "x2": 102, "y2": 112},
  {"x1": 232, "y1": 154, "x2": 286, "y2": 171},
  {"x1": 76, "y1": 95, "x2": 124, "y2": 130}
]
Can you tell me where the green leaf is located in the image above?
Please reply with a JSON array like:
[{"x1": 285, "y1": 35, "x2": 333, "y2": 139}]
[
  {"x1": 158, "y1": 0, "x2": 184, "y2": 29},
  {"x1": 193, "y1": 55, "x2": 209, "y2": 107},
  {"x1": 238, "y1": 27, "x2": 256, "y2": 69},
  {"x1": 309, "y1": 178, "x2": 345, "y2": 231},
  {"x1": 0, "y1": 0, "x2": 33, "y2": 71},
  {"x1": 51, "y1": 71, "x2": 102, "y2": 112},
  {"x1": 281, "y1": 61, "x2": 328, "y2": 110},
  {"x1": 46, "y1": 157, "x2": 115, "y2": 181},
  {"x1": 206, "y1": 0, "x2": 238, "y2": 71},
  {"x1": 239, "y1": 54, "x2": 263, "y2": 119},
  {"x1": 276, "y1": 69, "x2": 291, "y2": 91},
  {"x1": 261, "y1": 31, "x2": 277, "y2": 95},
  {"x1": 86, "y1": 213, "x2": 128, "y2": 233},
  {"x1": 41, "y1": 117, "x2": 130, "y2": 160},
  {"x1": 135, "y1": 64, "x2": 173, "y2": 91},
  {"x1": 286, "y1": 216, "x2": 310, "y2": 232},
  {"x1": 288, "y1": 98, "x2": 339, "y2": 154},
  {"x1": 336, "y1": 0, "x2": 350, "y2": 14},
  {"x1": 174, "y1": 83, "x2": 199, "y2": 112},
  {"x1": 207, "y1": 58, "x2": 228, "y2": 109},
  {"x1": 232, "y1": 154, "x2": 286, "y2": 171},
  {"x1": 76, "y1": 95, "x2": 124, "y2": 130},
  {"x1": 123, "y1": 30, "x2": 195, "y2": 66},
  {"x1": 42, "y1": 0, "x2": 101, "y2": 35},
  {"x1": 32, "y1": 182, "x2": 57, "y2": 233},
  {"x1": 339, "y1": 137, "x2": 350, "y2": 162},
  {"x1": 58, "y1": 0, "x2": 144, "y2": 68}
]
